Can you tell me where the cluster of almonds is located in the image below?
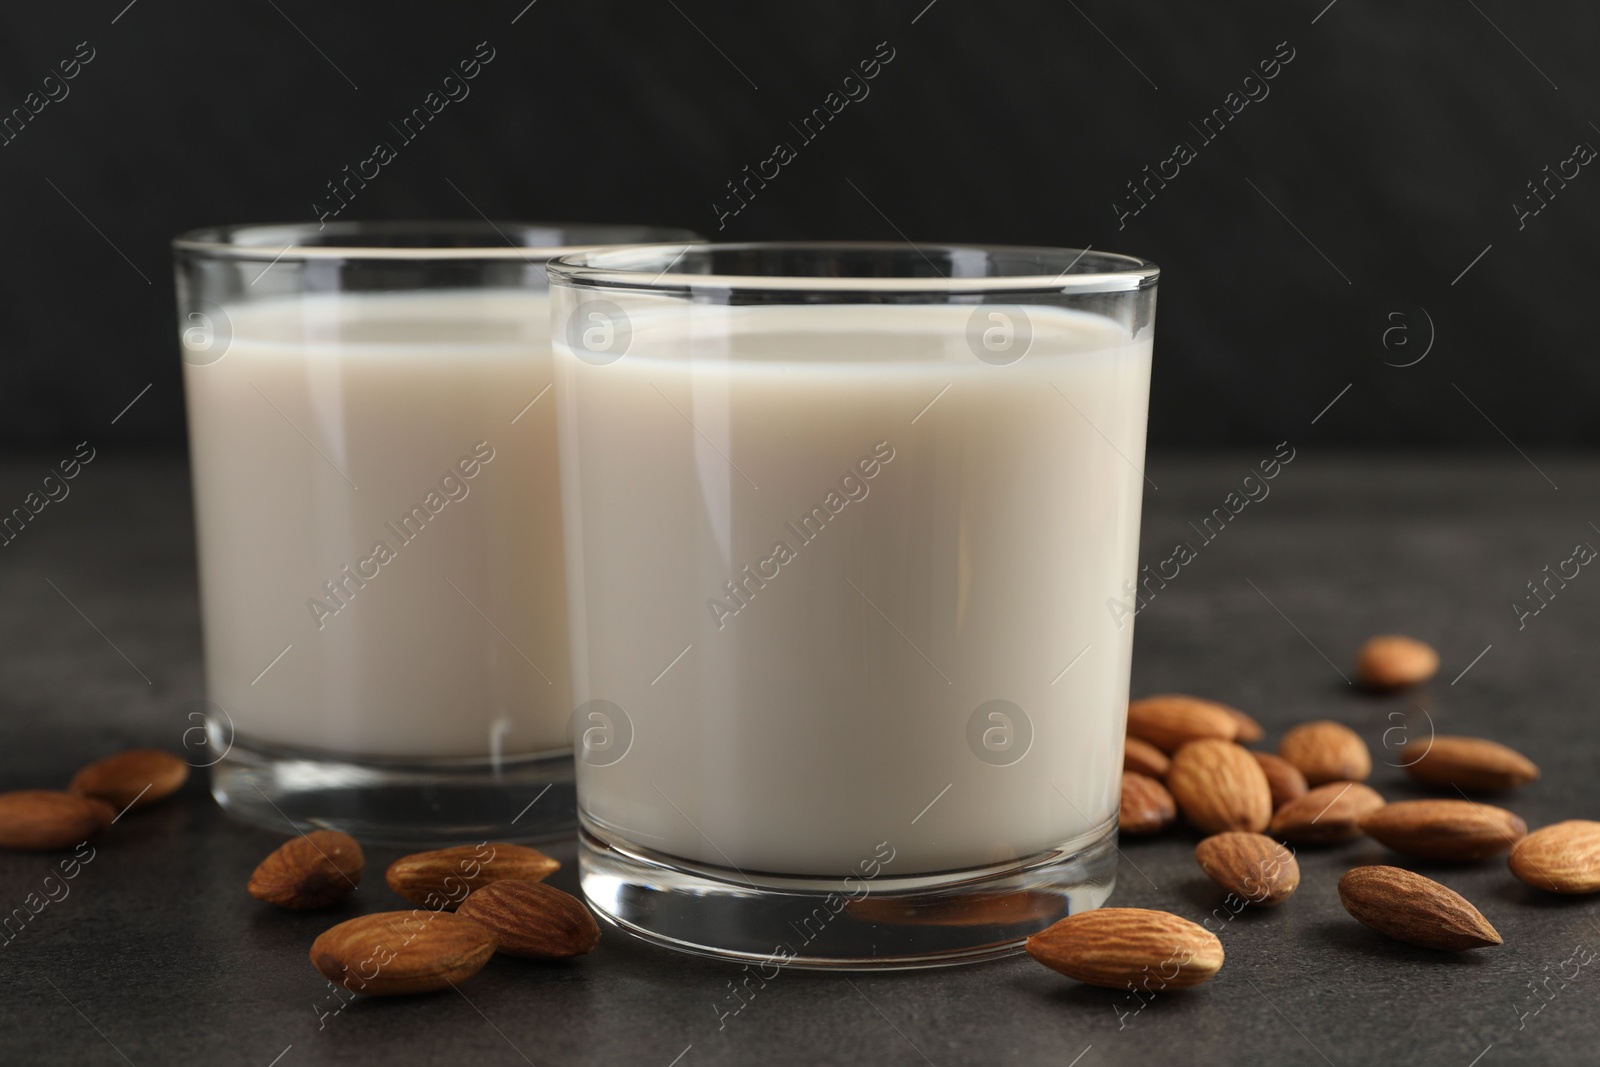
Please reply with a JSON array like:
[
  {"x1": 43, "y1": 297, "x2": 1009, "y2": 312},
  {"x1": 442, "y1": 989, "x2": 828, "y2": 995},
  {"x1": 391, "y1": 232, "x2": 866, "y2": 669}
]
[
  {"x1": 247, "y1": 832, "x2": 599, "y2": 995},
  {"x1": 0, "y1": 748, "x2": 190, "y2": 849},
  {"x1": 1028, "y1": 635, "x2": 1593, "y2": 990}
]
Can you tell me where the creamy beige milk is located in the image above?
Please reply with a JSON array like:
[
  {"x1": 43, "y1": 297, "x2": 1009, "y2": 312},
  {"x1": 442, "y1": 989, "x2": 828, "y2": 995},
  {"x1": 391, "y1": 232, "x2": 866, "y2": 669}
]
[
  {"x1": 183, "y1": 290, "x2": 569, "y2": 758},
  {"x1": 555, "y1": 302, "x2": 1152, "y2": 875}
]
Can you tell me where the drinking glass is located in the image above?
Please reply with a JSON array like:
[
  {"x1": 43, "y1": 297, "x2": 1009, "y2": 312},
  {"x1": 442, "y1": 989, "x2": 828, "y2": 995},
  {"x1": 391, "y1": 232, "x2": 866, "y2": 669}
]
[
  {"x1": 173, "y1": 221, "x2": 697, "y2": 844},
  {"x1": 548, "y1": 243, "x2": 1158, "y2": 966}
]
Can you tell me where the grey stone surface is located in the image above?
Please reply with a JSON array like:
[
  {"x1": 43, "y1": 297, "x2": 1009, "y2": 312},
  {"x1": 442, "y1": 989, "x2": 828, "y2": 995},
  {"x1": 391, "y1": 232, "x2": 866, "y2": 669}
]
[{"x1": 1, "y1": 449, "x2": 1597, "y2": 1066}]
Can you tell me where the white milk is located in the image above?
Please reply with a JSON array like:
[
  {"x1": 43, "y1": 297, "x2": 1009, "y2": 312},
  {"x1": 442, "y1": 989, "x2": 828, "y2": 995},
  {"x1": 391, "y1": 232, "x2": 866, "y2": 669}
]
[
  {"x1": 183, "y1": 290, "x2": 570, "y2": 758},
  {"x1": 555, "y1": 302, "x2": 1152, "y2": 875}
]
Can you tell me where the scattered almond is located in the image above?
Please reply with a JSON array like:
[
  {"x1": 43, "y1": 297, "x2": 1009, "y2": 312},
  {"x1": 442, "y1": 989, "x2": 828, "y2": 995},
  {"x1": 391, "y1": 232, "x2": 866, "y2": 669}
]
[
  {"x1": 1166, "y1": 739, "x2": 1272, "y2": 835},
  {"x1": 386, "y1": 843, "x2": 559, "y2": 910},
  {"x1": 1278, "y1": 721, "x2": 1371, "y2": 786},
  {"x1": 1126, "y1": 696, "x2": 1239, "y2": 753},
  {"x1": 0, "y1": 790, "x2": 113, "y2": 851},
  {"x1": 1123, "y1": 737, "x2": 1170, "y2": 779},
  {"x1": 1337, "y1": 866, "x2": 1500, "y2": 950},
  {"x1": 249, "y1": 830, "x2": 365, "y2": 910},
  {"x1": 1026, "y1": 908, "x2": 1224, "y2": 990},
  {"x1": 69, "y1": 748, "x2": 189, "y2": 811},
  {"x1": 1509, "y1": 821, "x2": 1600, "y2": 894},
  {"x1": 1356, "y1": 635, "x2": 1439, "y2": 690},
  {"x1": 1194, "y1": 832, "x2": 1299, "y2": 905},
  {"x1": 1251, "y1": 752, "x2": 1309, "y2": 809},
  {"x1": 1120, "y1": 772, "x2": 1177, "y2": 836},
  {"x1": 1269, "y1": 782, "x2": 1385, "y2": 845},
  {"x1": 310, "y1": 910, "x2": 498, "y2": 995},
  {"x1": 1403, "y1": 736, "x2": 1539, "y2": 793},
  {"x1": 457, "y1": 880, "x2": 600, "y2": 958},
  {"x1": 1359, "y1": 799, "x2": 1526, "y2": 861}
]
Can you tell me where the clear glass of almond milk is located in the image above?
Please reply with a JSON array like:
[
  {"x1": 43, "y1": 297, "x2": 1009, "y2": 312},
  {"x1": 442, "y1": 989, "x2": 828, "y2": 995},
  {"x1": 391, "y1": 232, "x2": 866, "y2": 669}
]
[
  {"x1": 549, "y1": 243, "x2": 1158, "y2": 967},
  {"x1": 172, "y1": 222, "x2": 696, "y2": 845}
]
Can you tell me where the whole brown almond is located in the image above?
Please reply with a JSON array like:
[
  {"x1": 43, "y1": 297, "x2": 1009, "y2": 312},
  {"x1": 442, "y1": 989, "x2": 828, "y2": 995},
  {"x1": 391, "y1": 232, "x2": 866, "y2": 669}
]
[
  {"x1": 1403, "y1": 736, "x2": 1539, "y2": 793},
  {"x1": 1252, "y1": 752, "x2": 1309, "y2": 809},
  {"x1": 1278, "y1": 721, "x2": 1371, "y2": 786},
  {"x1": 1126, "y1": 696, "x2": 1239, "y2": 754},
  {"x1": 1026, "y1": 908, "x2": 1223, "y2": 990},
  {"x1": 0, "y1": 790, "x2": 112, "y2": 851},
  {"x1": 1194, "y1": 832, "x2": 1300, "y2": 905},
  {"x1": 249, "y1": 830, "x2": 365, "y2": 909},
  {"x1": 1356, "y1": 635, "x2": 1439, "y2": 690},
  {"x1": 1269, "y1": 781, "x2": 1385, "y2": 845},
  {"x1": 310, "y1": 910, "x2": 498, "y2": 995},
  {"x1": 69, "y1": 748, "x2": 189, "y2": 811},
  {"x1": 1337, "y1": 866, "x2": 1500, "y2": 950},
  {"x1": 1359, "y1": 799, "x2": 1526, "y2": 861},
  {"x1": 1120, "y1": 772, "x2": 1177, "y2": 836},
  {"x1": 457, "y1": 879, "x2": 600, "y2": 958},
  {"x1": 1166, "y1": 739, "x2": 1272, "y2": 835},
  {"x1": 1509, "y1": 821, "x2": 1600, "y2": 894},
  {"x1": 1123, "y1": 737, "x2": 1171, "y2": 779},
  {"x1": 387, "y1": 843, "x2": 559, "y2": 910}
]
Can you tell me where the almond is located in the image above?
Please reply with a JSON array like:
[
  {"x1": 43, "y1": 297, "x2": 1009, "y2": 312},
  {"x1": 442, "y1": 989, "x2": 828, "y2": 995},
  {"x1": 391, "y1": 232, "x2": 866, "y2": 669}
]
[
  {"x1": 1337, "y1": 866, "x2": 1500, "y2": 950},
  {"x1": 69, "y1": 748, "x2": 189, "y2": 810},
  {"x1": 1356, "y1": 635, "x2": 1439, "y2": 690},
  {"x1": 1220, "y1": 706, "x2": 1265, "y2": 744},
  {"x1": 1403, "y1": 736, "x2": 1539, "y2": 793},
  {"x1": 1278, "y1": 721, "x2": 1370, "y2": 785},
  {"x1": 1194, "y1": 832, "x2": 1299, "y2": 905},
  {"x1": 1251, "y1": 751, "x2": 1309, "y2": 809},
  {"x1": 1269, "y1": 781, "x2": 1384, "y2": 845},
  {"x1": 1026, "y1": 908, "x2": 1223, "y2": 990},
  {"x1": 1126, "y1": 695, "x2": 1239, "y2": 753},
  {"x1": 847, "y1": 890, "x2": 1062, "y2": 928},
  {"x1": 0, "y1": 790, "x2": 113, "y2": 851},
  {"x1": 1123, "y1": 737, "x2": 1170, "y2": 779},
  {"x1": 1120, "y1": 772, "x2": 1176, "y2": 836},
  {"x1": 310, "y1": 910, "x2": 498, "y2": 995},
  {"x1": 249, "y1": 830, "x2": 365, "y2": 909},
  {"x1": 456, "y1": 880, "x2": 600, "y2": 958},
  {"x1": 386, "y1": 843, "x2": 559, "y2": 910},
  {"x1": 1166, "y1": 739, "x2": 1272, "y2": 835},
  {"x1": 1509, "y1": 820, "x2": 1600, "y2": 894},
  {"x1": 1359, "y1": 799, "x2": 1526, "y2": 860}
]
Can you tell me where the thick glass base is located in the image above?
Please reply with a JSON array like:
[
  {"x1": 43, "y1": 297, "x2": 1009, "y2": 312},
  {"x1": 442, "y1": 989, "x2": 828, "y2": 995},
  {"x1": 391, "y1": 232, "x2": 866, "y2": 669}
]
[
  {"x1": 579, "y1": 815, "x2": 1118, "y2": 970},
  {"x1": 211, "y1": 733, "x2": 576, "y2": 846}
]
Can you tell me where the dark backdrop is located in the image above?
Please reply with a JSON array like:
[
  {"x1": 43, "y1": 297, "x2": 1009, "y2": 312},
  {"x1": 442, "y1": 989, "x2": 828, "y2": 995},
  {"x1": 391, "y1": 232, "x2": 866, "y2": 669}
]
[{"x1": 2, "y1": 0, "x2": 1595, "y2": 450}]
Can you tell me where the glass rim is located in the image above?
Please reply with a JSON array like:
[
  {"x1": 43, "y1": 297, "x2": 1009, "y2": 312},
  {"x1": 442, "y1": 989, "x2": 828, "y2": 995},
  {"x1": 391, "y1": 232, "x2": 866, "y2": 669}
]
[
  {"x1": 547, "y1": 242, "x2": 1159, "y2": 294},
  {"x1": 171, "y1": 220, "x2": 701, "y2": 262}
]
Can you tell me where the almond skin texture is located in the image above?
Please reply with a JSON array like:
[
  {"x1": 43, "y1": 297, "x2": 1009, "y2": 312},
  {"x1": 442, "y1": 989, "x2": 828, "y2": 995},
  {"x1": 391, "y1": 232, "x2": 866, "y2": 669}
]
[
  {"x1": 1270, "y1": 782, "x2": 1385, "y2": 845},
  {"x1": 1123, "y1": 737, "x2": 1171, "y2": 779},
  {"x1": 1126, "y1": 696, "x2": 1239, "y2": 754},
  {"x1": 1359, "y1": 799, "x2": 1527, "y2": 861},
  {"x1": 249, "y1": 830, "x2": 365, "y2": 909},
  {"x1": 1252, "y1": 752, "x2": 1309, "y2": 809},
  {"x1": 386, "y1": 843, "x2": 559, "y2": 910},
  {"x1": 457, "y1": 880, "x2": 601, "y2": 958},
  {"x1": 1337, "y1": 866, "x2": 1500, "y2": 950},
  {"x1": 1194, "y1": 832, "x2": 1300, "y2": 905},
  {"x1": 69, "y1": 749, "x2": 189, "y2": 810},
  {"x1": 1403, "y1": 736, "x2": 1539, "y2": 793},
  {"x1": 1166, "y1": 739, "x2": 1272, "y2": 835},
  {"x1": 1026, "y1": 908, "x2": 1223, "y2": 990},
  {"x1": 1356, "y1": 635, "x2": 1439, "y2": 690},
  {"x1": 0, "y1": 790, "x2": 112, "y2": 851},
  {"x1": 311, "y1": 911, "x2": 498, "y2": 995},
  {"x1": 1509, "y1": 821, "x2": 1600, "y2": 894},
  {"x1": 1120, "y1": 772, "x2": 1177, "y2": 836},
  {"x1": 1278, "y1": 721, "x2": 1371, "y2": 786}
]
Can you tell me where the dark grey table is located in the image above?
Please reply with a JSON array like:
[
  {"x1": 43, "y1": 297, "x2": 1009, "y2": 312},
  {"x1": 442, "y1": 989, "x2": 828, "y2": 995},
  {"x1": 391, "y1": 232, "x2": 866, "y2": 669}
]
[{"x1": 2, "y1": 449, "x2": 1597, "y2": 1066}]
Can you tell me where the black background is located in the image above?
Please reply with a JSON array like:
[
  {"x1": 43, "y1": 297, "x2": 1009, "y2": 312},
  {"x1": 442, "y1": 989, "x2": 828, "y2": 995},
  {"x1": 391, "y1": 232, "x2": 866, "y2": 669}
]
[{"x1": 2, "y1": 0, "x2": 1596, "y2": 450}]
